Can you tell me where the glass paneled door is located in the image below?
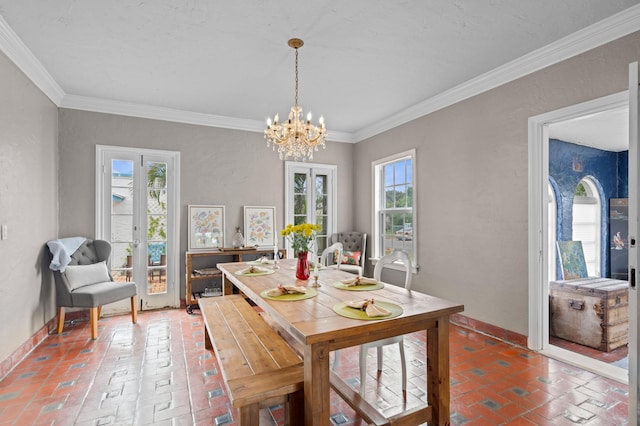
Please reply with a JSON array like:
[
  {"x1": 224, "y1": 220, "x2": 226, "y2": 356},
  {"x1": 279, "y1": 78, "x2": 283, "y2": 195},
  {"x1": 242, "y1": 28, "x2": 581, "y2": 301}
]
[
  {"x1": 97, "y1": 146, "x2": 179, "y2": 312},
  {"x1": 285, "y1": 162, "x2": 337, "y2": 260}
]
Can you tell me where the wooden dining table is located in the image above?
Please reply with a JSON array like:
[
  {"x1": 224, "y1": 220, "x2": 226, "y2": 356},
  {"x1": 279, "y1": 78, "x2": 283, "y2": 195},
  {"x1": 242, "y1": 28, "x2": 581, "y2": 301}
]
[{"x1": 218, "y1": 260, "x2": 464, "y2": 425}]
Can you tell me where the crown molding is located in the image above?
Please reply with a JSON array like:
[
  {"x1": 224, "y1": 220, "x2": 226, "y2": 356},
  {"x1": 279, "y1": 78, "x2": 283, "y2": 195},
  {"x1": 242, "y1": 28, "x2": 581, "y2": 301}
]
[
  {"x1": 1, "y1": 5, "x2": 638, "y2": 144},
  {"x1": 353, "y1": 4, "x2": 640, "y2": 142},
  {"x1": 0, "y1": 15, "x2": 64, "y2": 105},
  {"x1": 60, "y1": 94, "x2": 355, "y2": 143},
  {"x1": 61, "y1": 94, "x2": 268, "y2": 132}
]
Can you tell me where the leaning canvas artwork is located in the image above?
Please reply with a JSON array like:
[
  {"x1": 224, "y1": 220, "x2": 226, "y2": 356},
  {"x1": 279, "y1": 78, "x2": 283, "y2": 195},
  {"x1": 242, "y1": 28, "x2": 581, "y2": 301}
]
[{"x1": 556, "y1": 240, "x2": 588, "y2": 280}]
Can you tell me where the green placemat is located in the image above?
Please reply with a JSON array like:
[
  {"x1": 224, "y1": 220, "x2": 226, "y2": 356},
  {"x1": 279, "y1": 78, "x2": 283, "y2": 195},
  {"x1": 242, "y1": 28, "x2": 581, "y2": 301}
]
[
  {"x1": 333, "y1": 301, "x2": 402, "y2": 320},
  {"x1": 333, "y1": 281, "x2": 384, "y2": 291},
  {"x1": 261, "y1": 287, "x2": 318, "y2": 301},
  {"x1": 235, "y1": 269, "x2": 276, "y2": 277}
]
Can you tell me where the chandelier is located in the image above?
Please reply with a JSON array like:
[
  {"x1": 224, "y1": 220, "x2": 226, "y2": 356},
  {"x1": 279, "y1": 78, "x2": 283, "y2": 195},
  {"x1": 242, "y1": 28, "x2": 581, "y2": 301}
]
[{"x1": 264, "y1": 38, "x2": 327, "y2": 161}]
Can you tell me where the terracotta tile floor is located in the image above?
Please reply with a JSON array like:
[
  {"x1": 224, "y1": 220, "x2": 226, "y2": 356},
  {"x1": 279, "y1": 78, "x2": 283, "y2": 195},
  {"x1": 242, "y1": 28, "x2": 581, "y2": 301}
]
[{"x1": 0, "y1": 308, "x2": 630, "y2": 425}]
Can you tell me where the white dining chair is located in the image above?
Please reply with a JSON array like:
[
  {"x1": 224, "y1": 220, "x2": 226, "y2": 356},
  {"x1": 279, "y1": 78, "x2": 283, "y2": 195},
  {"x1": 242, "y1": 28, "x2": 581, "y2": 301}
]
[
  {"x1": 320, "y1": 242, "x2": 343, "y2": 269},
  {"x1": 359, "y1": 249, "x2": 412, "y2": 397}
]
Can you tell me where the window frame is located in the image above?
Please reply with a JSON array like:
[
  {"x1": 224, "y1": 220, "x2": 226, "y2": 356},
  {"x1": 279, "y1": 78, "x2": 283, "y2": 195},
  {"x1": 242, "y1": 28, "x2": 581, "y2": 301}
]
[
  {"x1": 372, "y1": 149, "x2": 417, "y2": 272},
  {"x1": 571, "y1": 177, "x2": 601, "y2": 277}
]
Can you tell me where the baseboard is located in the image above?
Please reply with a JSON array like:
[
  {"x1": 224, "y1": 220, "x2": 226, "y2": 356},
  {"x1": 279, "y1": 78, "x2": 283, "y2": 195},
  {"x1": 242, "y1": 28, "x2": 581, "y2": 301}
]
[
  {"x1": 1, "y1": 309, "x2": 528, "y2": 381},
  {"x1": 451, "y1": 313, "x2": 528, "y2": 347},
  {"x1": 0, "y1": 310, "x2": 89, "y2": 381},
  {"x1": 0, "y1": 317, "x2": 56, "y2": 381}
]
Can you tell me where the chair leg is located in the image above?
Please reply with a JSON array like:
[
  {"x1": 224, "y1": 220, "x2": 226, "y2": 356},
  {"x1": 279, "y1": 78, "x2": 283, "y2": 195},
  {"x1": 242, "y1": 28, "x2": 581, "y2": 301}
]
[
  {"x1": 57, "y1": 307, "x2": 65, "y2": 334},
  {"x1": 332, "y1": 350, "x2": 339, "y2": 370},
  {"x1": 377, "y1": 346, "x2": 384, "y2": 371},
  {"x1": 97, "y1": 306, "x2": 102, "y2": 319},
  {"x1": 359, "y1": 346, "x2": 367, "y2": 395},
  {"x1": 130, "y1": 296, "x2": 138, "y2": 323},
  {"x1": 398, "y1": 340, "x2": 407, "y2": 400},
  {"x1": 89, "y1": 307, "x2": 99, "y2": 339}
]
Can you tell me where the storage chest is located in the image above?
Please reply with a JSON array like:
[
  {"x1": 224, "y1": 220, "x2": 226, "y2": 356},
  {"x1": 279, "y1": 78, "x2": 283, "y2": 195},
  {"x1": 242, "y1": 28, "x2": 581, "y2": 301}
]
[{"x1": 549, "y1": 277, "x2": 628, "y2": 352}]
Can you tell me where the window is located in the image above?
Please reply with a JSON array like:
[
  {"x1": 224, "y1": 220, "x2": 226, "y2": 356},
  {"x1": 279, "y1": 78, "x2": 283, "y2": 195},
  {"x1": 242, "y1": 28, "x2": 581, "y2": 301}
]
[
  {"x1": 572, "y1": 178, "x2": 601, "y2": 277},
  {"x1": 285, "y1": 162, "x2": 337, "y2": 257},
  {"x1": 373, "y1": 149, "x2": 416, "y2": 269}
]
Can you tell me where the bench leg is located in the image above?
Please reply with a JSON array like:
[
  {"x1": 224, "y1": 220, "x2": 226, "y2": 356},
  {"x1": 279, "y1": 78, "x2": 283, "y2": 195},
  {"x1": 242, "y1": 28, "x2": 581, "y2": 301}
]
[
  {"x1": 204, "y1": 325, "x2": 212, "y2": 350},
  {"x1": 57, "y1": 307, "x2": 65, "y2": 334},
  {"x1": 238, "y1": 403, "x2": 260, "y2": 426},
  {"x1": 288, "y1": 389, "x2": 304, "y2": 425}
]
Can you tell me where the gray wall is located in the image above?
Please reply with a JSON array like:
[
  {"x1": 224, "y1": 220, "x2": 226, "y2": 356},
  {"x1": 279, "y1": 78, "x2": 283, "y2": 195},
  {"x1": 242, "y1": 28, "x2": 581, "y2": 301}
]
[
  {"x1": 0, "y1": 51, "x2": 58, "y2": 363},
  {"x1": 57, "y1": 109, "x2": 355, "y2": 299},
  {"x1": 354, "y1": 31, "x2": 640, "y2": 336},
  {"x1": 1, "y1": 29, "x2": 639, "y2": 366}
]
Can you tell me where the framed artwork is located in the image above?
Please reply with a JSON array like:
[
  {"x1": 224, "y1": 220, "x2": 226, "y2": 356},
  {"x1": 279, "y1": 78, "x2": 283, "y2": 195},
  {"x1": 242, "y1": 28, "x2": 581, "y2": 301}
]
[
  {"x1": 188, "y1": 205, "x2": 225, "y2": 251},
  {"x1": 244, "y1": 206, "x2": 276, "y2": 249}
]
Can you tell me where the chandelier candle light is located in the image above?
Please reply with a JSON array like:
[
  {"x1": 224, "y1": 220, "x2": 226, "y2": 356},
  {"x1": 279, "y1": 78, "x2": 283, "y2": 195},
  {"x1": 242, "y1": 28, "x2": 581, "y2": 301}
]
[{"x1": 264, "y1": 38, "x2": 327, "y2": 161}]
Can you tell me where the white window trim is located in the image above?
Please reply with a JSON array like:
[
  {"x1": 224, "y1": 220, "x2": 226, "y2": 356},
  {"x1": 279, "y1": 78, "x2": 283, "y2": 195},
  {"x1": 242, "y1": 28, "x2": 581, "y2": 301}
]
[
  {"x1": 572, "y1": 178, "x2": 602, "y2": 277},
  {"x1": 371, "y1": 149, "x2": 418, "y2": 273}
]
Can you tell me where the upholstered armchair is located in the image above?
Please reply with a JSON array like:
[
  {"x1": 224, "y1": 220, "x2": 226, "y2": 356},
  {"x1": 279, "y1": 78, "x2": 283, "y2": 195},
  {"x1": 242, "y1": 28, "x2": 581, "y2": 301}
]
[
  {"x1": 49, "y1": 239, "x2": 137, "y2": 339},
  {"x1": 329, "y1": 232, "x2": 367, "y2": 275}
]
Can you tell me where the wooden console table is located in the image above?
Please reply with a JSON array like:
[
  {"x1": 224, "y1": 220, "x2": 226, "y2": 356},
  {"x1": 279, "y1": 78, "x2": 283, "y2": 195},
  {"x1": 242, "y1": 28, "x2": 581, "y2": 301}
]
[{"x1": 185, "y1": 248, "x2": 283, "y2": 313}]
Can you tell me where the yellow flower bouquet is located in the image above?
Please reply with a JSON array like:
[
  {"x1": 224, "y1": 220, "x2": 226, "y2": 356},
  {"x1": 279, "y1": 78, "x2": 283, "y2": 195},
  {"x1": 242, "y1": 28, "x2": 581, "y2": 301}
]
[{"x1": 280, "y1": 223, "x2": 321, "y2": 255}]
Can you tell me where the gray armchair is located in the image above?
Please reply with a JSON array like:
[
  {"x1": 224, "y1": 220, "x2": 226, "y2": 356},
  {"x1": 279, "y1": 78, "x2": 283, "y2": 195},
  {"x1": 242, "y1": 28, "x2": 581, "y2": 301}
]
[
  {"x1": 49, "y1": 239, "x2": 137, "y2": 339},
  {"x1": 329, "y1": 232, "x2": 367, "y2": 275}
]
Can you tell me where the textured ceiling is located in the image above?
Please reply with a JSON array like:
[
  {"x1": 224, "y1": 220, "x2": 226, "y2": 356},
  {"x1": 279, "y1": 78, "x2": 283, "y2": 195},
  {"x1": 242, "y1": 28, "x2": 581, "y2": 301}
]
[{"x1": 0, "y1": 0, "x2": 637, "y2": 145}]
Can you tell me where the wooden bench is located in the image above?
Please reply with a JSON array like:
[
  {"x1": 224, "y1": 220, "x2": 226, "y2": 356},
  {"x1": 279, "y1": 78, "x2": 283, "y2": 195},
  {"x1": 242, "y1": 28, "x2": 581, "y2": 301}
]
[{"x1": 198, "y1": 295, "x2": 304, "y2": 425}]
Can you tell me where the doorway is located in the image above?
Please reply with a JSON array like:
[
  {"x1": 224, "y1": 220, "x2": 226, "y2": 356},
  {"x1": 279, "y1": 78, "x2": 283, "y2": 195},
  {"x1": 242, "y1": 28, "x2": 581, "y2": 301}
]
[
  {"x1": 528, "y1": 91, "x2": 630, "y2": 384},
  {"x1": 284, "y1": 161, "x2": 337, "y2": 258},
  {"x1": 96, "y1": 145, "x2": 180, "y2": 312}
]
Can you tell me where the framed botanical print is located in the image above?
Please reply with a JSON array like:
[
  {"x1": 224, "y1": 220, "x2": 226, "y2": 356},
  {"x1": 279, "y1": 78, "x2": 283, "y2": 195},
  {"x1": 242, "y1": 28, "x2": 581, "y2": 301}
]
[
  {"x1": 188, "y1": 205, "x2": 225, "y2": 251},
  {"x1": 243, "y1": 206, "x2": 276, "y2": 249}
]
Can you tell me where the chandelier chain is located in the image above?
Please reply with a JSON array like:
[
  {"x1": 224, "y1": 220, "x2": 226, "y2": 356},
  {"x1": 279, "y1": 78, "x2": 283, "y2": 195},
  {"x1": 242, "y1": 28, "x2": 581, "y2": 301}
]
[{"x1": 294, "y1": 47, "x2": 299, "y2": 108}]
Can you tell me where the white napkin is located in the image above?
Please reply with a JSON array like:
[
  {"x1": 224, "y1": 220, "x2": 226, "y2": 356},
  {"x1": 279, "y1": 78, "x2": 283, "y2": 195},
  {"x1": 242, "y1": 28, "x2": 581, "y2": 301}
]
[
  {"x1": 266, "y1": 284, "x2": 307, "y2": 297},
  {"x1": 266, "y1": 287, "x2": 285, "y2": 297},
  {"x1": 345, "y1": 299, "x2": 368, "y2": 309},
  {"x1": 340, "y1": 276, "x2": 378, "y2": 286},
  {"x1": 240, "y1": 265, "x2": 269, "y2": 274},
  {"x1": 345, "y1": 299, "x2": 391, "y2": 317},
  {"x1": 365, "y1": 303, "x2": 391, "y2": 317},
  {"x1": 258, "y1": 256, "x2": 271, "y2": 264}
]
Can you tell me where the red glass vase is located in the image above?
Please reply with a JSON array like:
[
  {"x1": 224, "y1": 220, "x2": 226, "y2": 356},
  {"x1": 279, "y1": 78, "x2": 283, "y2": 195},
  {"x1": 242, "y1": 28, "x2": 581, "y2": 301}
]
[{"x1": 296, "y1": 251, "x2": 310, "y2": 280}]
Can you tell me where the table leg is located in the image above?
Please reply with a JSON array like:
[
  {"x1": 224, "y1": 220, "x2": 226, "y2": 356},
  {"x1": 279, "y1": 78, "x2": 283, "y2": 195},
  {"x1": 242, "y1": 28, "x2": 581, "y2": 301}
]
[
  {"x1": 427, "y1": 317, "x2": 451, "y2": 425},
  {"x1": 222, "y1": 274, "x2": 233, "y2": 295},
  {"x1": 304, "y1": 341, "x2": 330, "y2": 425}
]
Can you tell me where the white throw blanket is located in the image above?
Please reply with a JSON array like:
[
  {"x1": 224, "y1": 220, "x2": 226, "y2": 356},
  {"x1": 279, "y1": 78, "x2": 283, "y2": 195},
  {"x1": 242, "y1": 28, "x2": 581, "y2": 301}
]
[{"x1": 47, "y1": 237, "x2": 87, "y2": 272}]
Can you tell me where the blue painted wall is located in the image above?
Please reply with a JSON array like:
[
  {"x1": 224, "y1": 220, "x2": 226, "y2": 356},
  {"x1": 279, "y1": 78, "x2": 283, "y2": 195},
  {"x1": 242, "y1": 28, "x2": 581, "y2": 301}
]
[{"x1": 549, "y1": 139, "x2": 628, "y2": 278}]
